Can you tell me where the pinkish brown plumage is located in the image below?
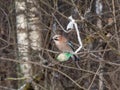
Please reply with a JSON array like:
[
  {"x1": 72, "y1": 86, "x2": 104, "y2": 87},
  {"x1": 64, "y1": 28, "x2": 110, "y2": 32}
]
[
  {"x1": 52, "y1": 35, "x2": 72, "y2": 52},
  {"x1": 52, "y1": 35, "x2": 79, "y2": 60}
]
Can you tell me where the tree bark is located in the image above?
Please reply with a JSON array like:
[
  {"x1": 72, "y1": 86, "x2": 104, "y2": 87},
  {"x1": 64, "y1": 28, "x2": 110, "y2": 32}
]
[
  {"x1": 15, "y1": 0, "x2": 31, "y2": 82},
  {"x1": 26, "y1": 0, "x2": 42, "y2": 50}
]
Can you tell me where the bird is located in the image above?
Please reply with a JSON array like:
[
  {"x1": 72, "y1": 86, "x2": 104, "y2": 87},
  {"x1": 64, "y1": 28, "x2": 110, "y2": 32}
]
[{"x1": 52, "y1": 34, "x2": 79, "y2": 61}]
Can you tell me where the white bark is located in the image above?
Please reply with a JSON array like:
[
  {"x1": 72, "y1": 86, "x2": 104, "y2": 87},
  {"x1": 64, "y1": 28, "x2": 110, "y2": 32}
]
[
  {"x1": 27, "y1": 0, "x2": 42, "y2": 50},
  {"x1": 15, "y1": 0, "x2": 31, "y2": 78}
]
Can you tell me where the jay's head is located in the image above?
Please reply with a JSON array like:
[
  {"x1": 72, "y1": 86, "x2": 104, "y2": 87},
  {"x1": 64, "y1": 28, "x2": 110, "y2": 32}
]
[{"x1": 52, "y1": 35, "x2": 67, "y2": 44}]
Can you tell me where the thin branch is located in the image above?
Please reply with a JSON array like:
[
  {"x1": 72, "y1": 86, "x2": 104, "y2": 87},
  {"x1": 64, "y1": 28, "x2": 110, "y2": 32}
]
[
  {"x1": 0, "y1": 85, "x2": 17, "y2": 90},
  {"x1": 52, "y1": 14, "x2": 71, "y2": 33},
  {"x1": 112, "y1": 0, "x2": 120, "y2": 51},
  {"x1": 87, "y1": 63, "x2": 101, "y2": 90},
  {"x1": 0, "y1": 57, "x2": 86, "y2": 90}
]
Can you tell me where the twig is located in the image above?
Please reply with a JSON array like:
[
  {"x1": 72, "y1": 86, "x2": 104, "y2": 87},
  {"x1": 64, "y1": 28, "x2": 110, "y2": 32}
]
[
  {"x1": 32, "y1": 81, "x2": 47, "y2": 90},
  {"x1": 87, "y1": 63, "x2": 101, "y2": 90},
  {"x1": 112, "y1": 0, "x2": 120, "y2": 52},
  {"x1": 58, "y1": 63, "x2": 99, "y2": 75},
  {"x1": 18, "y1": 84, "x2": 26, "y2": 90},
  {"x1": 52, "y1": 14, "x2": 71, "y2": 33},
  {"x1": 0, "y1": 57, "x2": 86, "y2": 90},
  {"x1": 6, "y1": 77, "x2": 27, "y2": 80},
  {"x1": 0, "y1": 85, "x2": 17, "y2": 90}
]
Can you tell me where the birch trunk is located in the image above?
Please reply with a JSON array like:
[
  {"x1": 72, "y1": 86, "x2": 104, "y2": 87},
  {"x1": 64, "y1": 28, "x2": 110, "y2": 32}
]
[
  {"x1": 26, "y1": 0, "x2": 42, "y2": 50},
  {"x1": 26, "y1": 0, "x2": 43, "y2": 89},
  {"x1": 15, "y1": 0, "x2": 31, "y2": 80}
]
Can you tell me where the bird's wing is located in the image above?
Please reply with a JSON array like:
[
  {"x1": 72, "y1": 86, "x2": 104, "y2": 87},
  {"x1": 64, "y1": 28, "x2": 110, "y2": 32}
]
[{"x1": 67, "y1": 41, "x2": 74, "y2": 51}]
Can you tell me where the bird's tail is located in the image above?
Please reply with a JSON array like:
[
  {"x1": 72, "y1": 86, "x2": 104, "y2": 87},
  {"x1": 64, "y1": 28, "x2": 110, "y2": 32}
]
[{"x1": 71, "y1": 54, "x2": 80, "y2": 61}]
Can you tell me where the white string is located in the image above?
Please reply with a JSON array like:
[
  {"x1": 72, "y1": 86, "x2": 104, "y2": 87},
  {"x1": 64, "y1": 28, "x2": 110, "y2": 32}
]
[
  {"x1": 53, "y1": 14, "x2": 83, "y2": 53},
  {"x1": 67, "y1": 16, "x2": 82, "y2": 53}
]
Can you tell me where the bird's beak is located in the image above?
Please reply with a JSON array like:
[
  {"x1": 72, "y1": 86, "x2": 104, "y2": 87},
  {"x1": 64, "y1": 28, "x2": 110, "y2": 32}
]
[{"x1": 50, "y1": 38, "x2": 54, "y2": 42}]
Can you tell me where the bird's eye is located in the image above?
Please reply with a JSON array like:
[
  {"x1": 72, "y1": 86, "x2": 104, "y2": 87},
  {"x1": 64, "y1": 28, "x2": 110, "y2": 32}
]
[{"x1": 54, "y1": 38, "x2": 58, "y2": 40}]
